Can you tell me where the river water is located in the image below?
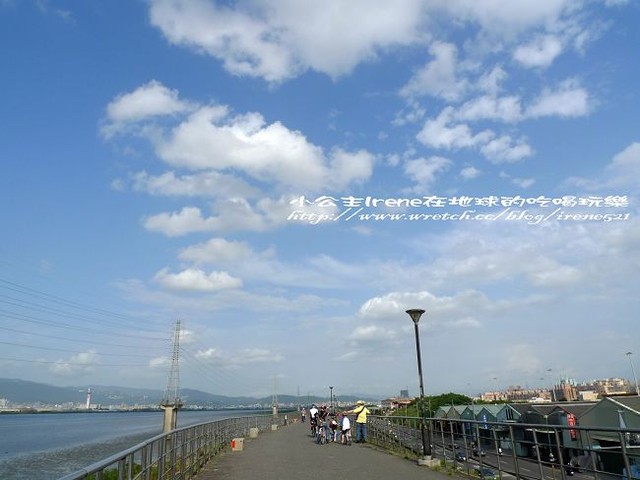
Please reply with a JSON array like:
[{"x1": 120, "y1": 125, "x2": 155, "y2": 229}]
[{"x1": 0, "y1": 410, "x2": 266, "y2": 480}]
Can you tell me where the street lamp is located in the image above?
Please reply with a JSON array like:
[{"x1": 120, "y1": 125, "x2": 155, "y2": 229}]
[
  {"x1": 406, "y1": 308, "x2": 432, "y2": 462},
  {"x1": 329, "y1": 386, "x2": 334, "y2": 411},
  {"x1": 626, "y1": 352, "x2": 640, "y2": 396}
]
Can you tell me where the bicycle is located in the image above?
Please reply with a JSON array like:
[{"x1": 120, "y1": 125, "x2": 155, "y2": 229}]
[
  {"x1": 341, "y1": 428, "x2": 352, "y2": 446},
  {"x1": 316, "y1": 423, "x2": 328, "y2": 444}
]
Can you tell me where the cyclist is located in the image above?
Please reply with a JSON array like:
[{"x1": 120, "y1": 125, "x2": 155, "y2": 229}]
[
  {"x1": 318, "y1": 405, "x2": 330, "y2": 444},
  {"x1": 309, "y1": 404, "x2": 319, "y2": 436}
]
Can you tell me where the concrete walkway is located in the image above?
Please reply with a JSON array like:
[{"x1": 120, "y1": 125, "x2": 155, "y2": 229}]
[{"x1": 195, "y1": 420, "x2": 452, "y2": 480}]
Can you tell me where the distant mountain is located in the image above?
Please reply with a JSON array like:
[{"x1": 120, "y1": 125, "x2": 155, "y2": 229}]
[
  {"x1": 0, "y1": 378, "x2": 378, "y2": 408},
  {"x1": 0, "y1": 378, "x2": 83, "y2": 404}
]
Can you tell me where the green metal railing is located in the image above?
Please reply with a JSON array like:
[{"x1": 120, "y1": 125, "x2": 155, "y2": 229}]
[
  {"x1": 58, "y1": 412, "x2": 640, "y2": 480},
  {"x1": 58, "y1": 414, "x2": 288, "y2": 480},
  {"x1": 366, "y1": 414, "x2": 640, "y2": 480}
]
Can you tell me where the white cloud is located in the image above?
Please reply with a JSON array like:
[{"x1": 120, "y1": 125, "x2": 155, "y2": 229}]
[
  {"x1": 156, "y1": 105, "x2": 373, "y2": 191},
  {"x1": 513, "y1": 34, "x2": 563, "y2": 68},
  {"x1": 404, "y1": 156, "x2": 452, "y2": 191},
  {"x1": 328, "y1": 148, "x2": 376, "y2": 190},
  {"x1": 50, "y1": 351, "x2": 98, "y2": 375},
  {"x1": 526, "y1": 78, "x2": 590, "y2": 118},
  {"x1": 416, "y1": 107, "x2": 493, "y2": 150},
  {"x1": 149, "y1": 356, "x2": 170, "y2": 368},
  {"x1": 511, "y1": 176, "x2": 536, "y2": 188},
  {"x1": 148, "y1": 0, "x2": 298, "y2": 83},
  {"x1": 460, "y1": 166, "x2": 481, "y2": 180},
  {"x1": 146, "y1": 0, "x2": 594, "y2": 84},
  {"x1": 480, "y1": 135, "x2": 534, "y2": 163},
  {"x1": 566, "y1": 142, "x2": 640, "y2": 190},
  {"x1": 104, "y1": 82, "x2": 375, "y2": 193},
  {"x1": 400, "y1": 42, "x2": 468, "y2": 101},
  {"x1": 153, "y1": 267, "x2": 242, "y2": 292},
  {"x1": 148, "y1": 0, "x2": 425, "y2": 82},
  {"x1": 529, "y1": 263, "x2": 582, "y2": 287},
  {"x1": 438, "y1": 0, "x2": 576, "y2": 37},
  {"x1": 477, "y1": 66, "x2": 508, "y2": 96},
  {"x1": 415, "y1": 78, "x2": 590, "y2": 163},
  {"x1": 131, "y1": 170, "x2": 259, "y2": 199},
  {"x1": 239, "y1": 348, "x2": 284, "y2": 364},
  {"x1": 143, "y1": 206, "x2": 218, "y2": 237},
  {"x1": 348, "y1": 325, "x2": 400, "y2": 343},
  {"x1": 195, "y1": 347, "x2": 283, "y2": 367},
  {"x1": 102, "y1": 80, "x2": 194, "y2": 137},
  {"x1": 143, "y1": 195, "x2": 342, "y2": 236},
  {"x1": 357, "y1": 290, "x2": 486, "y2": 329},
  {"x1": 178, "y1": 238, "x2": 253, "y2": 265},
  {"x1": 457, "y1": 95, "x2": 523, "y2": 123},
  {"x1": 416, "y1": 107, "x2": 533, "y2": 163},
  {"x1": 392, "y1": 99, "x2": 427, "y2": 126},
  {"x1": 195, "y1": 348, "x2": 224, "y2": 363},
  {"x1": 606, "y1": 142, "x2": 640, "y2": 185}
]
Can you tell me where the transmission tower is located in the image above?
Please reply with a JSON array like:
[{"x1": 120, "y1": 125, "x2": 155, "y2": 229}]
[{"x1": 161, "y1": 319, "x2": 183, "y2": 432}]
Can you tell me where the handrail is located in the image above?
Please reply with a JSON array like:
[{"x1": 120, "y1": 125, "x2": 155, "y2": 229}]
[
  {"x1": 366, "y1": 414, "x2": 640, "y2": 480},
  {"x1": 58, "y1": 412, "x2": 640, "y2": 480},
  {"x1": 58, "y1": 413, "x2": 288, "y2": 480}
]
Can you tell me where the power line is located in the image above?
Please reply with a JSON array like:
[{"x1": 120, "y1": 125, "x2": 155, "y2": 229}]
[
  {"x1": 0, "y1": 356, "x2": 149, "y2": 367},
  {"x1": 0, "y1": 278, "x2": 167, "y2": 336},
  {"x1": 0, "y1": 308, "x2": 167, "y2": 342},
  {"x1": 0, "y1": 340, "x2": 153, "y2": 357},
  {"x1": 0, "y1": 325, "x2": 167, "y2": 350},
  {"x1": 0, "y1": 278, "x2": 155, "y2": 329}
]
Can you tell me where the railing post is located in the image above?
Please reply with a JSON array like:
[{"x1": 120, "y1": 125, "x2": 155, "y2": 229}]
[
  {"x1": 554, "y1": 428, "x2": 566, "y2": 480},
  {"x1": 585, "y1": 429, "x2": 600, "y2": 480},
  {"x1": 492, "y1": 426, "x2": 502, "y2": 476},
  {"x1": 620, "y1": 430, "x2": 633, "y2": 480},
  {"x1": 439, "y1": 420, "x2": 446, "y2": 467},
  {"x1": 508, "y1": 424, "x2": 522, "y2": 480},
  {"x1": 532, "y1": 427, "x2": 546, "y2": 480}
]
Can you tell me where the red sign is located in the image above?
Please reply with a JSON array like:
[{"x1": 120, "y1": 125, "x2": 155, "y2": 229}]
[{"x1": 567, "y1": 413, "x2": 577, "y2": 440}]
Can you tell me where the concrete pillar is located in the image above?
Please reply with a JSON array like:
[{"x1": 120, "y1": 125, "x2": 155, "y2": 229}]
[{"x1": 161, "y1": 405, "x2": 179, "y2": 433}]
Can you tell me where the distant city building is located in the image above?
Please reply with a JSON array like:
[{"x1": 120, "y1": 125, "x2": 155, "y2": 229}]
[
  {"x1": 481, "y1": 386, "x2": 549, "y2": 402},
  {"x1": 592, "y1": 378, "x2": 632, "y2": 396},
  {"x1": 554, "y1": 378, "x2": 579, "y2": 401},
  {"x1": 382, "y1": 396, "x2": 414, "y2": 409},
  {"x1": 478, "y1": 377, "x2": 636, "y2": 404},
  {"x1": 578, "y1": 390, "x2": 599, "y2": 401},
  {"x1": 400, "y1": 389, "x2": 409, "y2": 398}
]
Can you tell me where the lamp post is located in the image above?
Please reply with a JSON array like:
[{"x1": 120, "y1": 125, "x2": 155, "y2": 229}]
[
  {"x1": 329, "y1": 386, "x2": 334, "y2": 412},
  {"x1": 626, "y1": 352, "x2": 640, "y2": 396},
  {"x1": 406, "y1": 308, "x2": 432, "y2": 462}
]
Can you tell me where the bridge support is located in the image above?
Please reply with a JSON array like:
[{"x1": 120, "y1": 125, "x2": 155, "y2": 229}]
[{"x1": 161, "y1": 403, "x2": 180, "y2": 433}]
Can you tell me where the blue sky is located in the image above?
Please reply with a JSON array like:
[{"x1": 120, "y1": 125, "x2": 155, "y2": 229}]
[{"x1": 1, "y1": 0, "x2": 639, "y2": 401}]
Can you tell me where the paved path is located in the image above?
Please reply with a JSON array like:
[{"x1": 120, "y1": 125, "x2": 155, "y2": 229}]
[{"x1": 195, "y1": 420, "x2": 452, "y2": 480}]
